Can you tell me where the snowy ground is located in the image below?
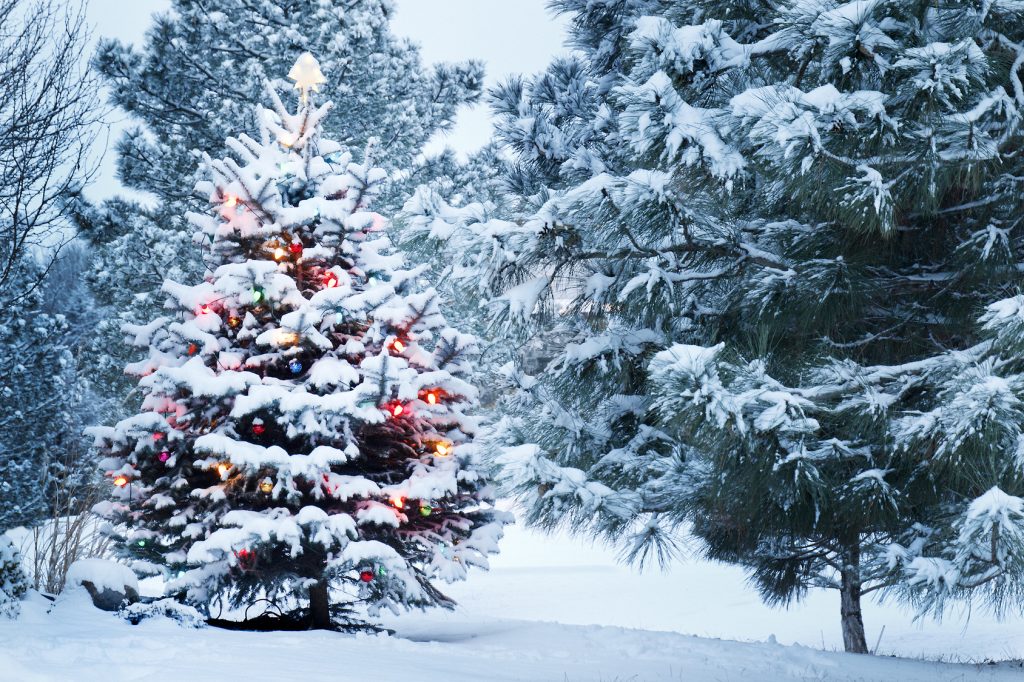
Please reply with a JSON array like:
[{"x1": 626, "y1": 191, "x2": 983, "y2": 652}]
[{"x1": 2, "y1": 525, "x2": 1022, "y2": 681}]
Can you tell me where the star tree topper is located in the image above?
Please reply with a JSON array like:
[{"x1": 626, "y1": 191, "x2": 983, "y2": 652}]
[{"x1": 288, "y1": 52, "x2": 327, "y2": 104}]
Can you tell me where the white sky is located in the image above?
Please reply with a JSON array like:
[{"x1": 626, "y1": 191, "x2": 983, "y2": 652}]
[{"x1": 85, "y1": 0, "x2": 569, "y2": 199}]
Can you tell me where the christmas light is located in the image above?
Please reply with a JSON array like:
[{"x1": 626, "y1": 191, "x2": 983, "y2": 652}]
[
  {"x1": 390, "y1": 496, "x2": 405, "y2": 510},
  {"x1": 252, "y1": 287, "x2": 266, "y2": 304},
  {"x1": 273, "y1": 247, "x2": 288, "y2": 261},
  {"x1": 113, "y1": 475, "x2": 129, "y2": 488},
  {"x1": 420, "y1": 504, "x2": 433, "y2": 517},
  {"x1": 323, "y1": 272, "x2": 339, "y2": 289},
  {"x1": 434, "y1": 442, "x2": 452, "y2": 457},
  {"x1": 198, "y1": 304, "x2": 211, "y2": 316},
  {"x1": 359, "y1": 570, "x2": 374, "y2": 583},
  {"x1": 278, "y1": 133, "x2": 297, "y2": 148},
  {"x1": 391, "y1": 339, "x2": 405, "y2": 353},
  {"x1": 390, "y1": 403, "x2": 404, "y2": 418},
  {"x1": 425, "y1": 391, "x2": 438, "y2": 405},
  {"x1": 289, "y1": 359, "x2": 303, "y2": 375},
  {"x1": 153, "y1": 432, "x2": 165, "y2": 442},
  {"x1": 259, "y1": 478, "x2": 273, "y2": 494},
  {"x1": 217, "y1": 463, "x2": 232, "y2": 477},
  {"x1": 228, "y1": 316, "x2": 242, "y2": 329},
  {"x1": 252, "y1": 423, "x2": 266, "y2": 436},
  {"x1": 274, "y1": 329, "x2": 301, "y2": 347},
  {"x1": 187, "y1": 343, "x2": 198, "y2": 356},
  {"x1": 236, "y1": 549, "x2": 257, "y2": 571},
  {"x1": 288, "y1": 242, "x2": 303, "y2": 255},
  {"x1": 224, "y1": 195, "x2": 238, "y2": 208},
  {"x1": 158, "y1": 451, "x2": 170, "y2": 463}
]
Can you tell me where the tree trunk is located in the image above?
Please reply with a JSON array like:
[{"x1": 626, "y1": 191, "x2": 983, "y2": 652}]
[
  {"x1": 839, "y1": 543, "x2": 869, "y2": 654},
  {"x1": 308, "y1": 579, "x2": 331, "y2": 630}
]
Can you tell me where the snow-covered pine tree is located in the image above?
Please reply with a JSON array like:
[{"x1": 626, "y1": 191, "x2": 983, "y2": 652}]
[
  {"x1": 77, "y1": 0, "x2": 485, "y2": 426},
  {"x1": 0, "y1": 255, "x2": 87, "y2": 532},
  {"x1": 90, "y1": 54, "x2": 508, "y2": 630},
  {"x1": 411, "y1": 0, "x2": 1024, "y2": 652}
]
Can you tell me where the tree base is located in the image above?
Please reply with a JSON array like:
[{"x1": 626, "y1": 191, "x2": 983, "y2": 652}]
[{"x1": 207, "y1": 609, "x2": 392, "y2": 634}]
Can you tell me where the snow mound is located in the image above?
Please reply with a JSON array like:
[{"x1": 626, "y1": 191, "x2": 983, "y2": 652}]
[{"x1": 66, "y1": 559, "x2": 138, "y2": 594}]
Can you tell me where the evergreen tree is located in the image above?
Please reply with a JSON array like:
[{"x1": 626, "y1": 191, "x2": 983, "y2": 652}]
[
  {"x1": 413, "y1": 0, "x2": 1024, "y2": 652},
  {"x1": 0, "y1": 255, "x2": 87, "y2": 532},
  {"x1": 78, "y1": 0, "x2": 485, "y2": 424},
  {"x1": 90, "y1": 55, "x2": 508, "y2": 630}
]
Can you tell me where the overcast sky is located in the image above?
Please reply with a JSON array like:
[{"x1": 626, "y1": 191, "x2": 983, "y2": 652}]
[{"x1": 85, "y1": 0, "x2": 569, "y2": 198}]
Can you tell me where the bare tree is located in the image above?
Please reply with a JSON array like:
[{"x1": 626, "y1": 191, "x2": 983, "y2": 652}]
[{"x1": 0, "y1": 0, "x2": 101, "y2": 295}]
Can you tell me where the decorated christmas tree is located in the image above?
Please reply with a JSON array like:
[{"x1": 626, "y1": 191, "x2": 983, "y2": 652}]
[{"x1": 90, "y1": 54, "x2": 508, "y2": 630}]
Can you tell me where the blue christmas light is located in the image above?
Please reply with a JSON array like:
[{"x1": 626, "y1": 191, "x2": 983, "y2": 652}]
[{"x1": 289, "y1": 359, "x2": 303, "y2": 375}]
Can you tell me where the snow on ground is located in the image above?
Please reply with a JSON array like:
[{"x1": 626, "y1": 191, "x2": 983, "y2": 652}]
[
  {"x1": 1, "y1": 524, "x2": 1022, "y2": 681},
  {"x1": 430, "y1": 525, "x2": 1024, "y2": 662}
]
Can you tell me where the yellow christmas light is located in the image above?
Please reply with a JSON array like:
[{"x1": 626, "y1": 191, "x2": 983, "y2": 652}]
[
  {"x1": 274, "y1": 329, "x2": 301, "y2": 347},
  {"x1": 217, "y1": 463, "x2": 232, "y2": 477}
]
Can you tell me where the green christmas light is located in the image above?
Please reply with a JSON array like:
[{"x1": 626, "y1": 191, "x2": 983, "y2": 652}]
[{"x1": 252, "y1": 287, "x2": 265, "y2": 304}]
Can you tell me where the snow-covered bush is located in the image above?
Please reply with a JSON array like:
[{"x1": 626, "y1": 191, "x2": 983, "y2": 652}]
[
  {"x1": 0, "y1": 536, "x2": 28, "y2": 619},
  {"x1": 120, "y1": 599, "x2": 206, "y2": 629}
]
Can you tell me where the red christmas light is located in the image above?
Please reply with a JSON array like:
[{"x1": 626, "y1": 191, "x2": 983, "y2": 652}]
[
  {"x1": 158, "y1": 451, "x2": 170, "y2": 463},
  {"x1": 390, "y1": 403, "x2": 405, "y2": 418},
  {"x1": 323, "y1": 272, "x2": 339, "y2": 289},
  {"x1": 252, "y1": 423, "x2": 266, "y2": 436},
  {"x1": 153, "y1": 432, "x2": 165, "y2": 442},
  {"x1": 359, "y1": 570, "x2": 374, "y2": 583},
  {"x1": 390, "y1": 495, "x2": 405, "y2": 510},
  {"x1": 390, "y1": 339, "x2": 406, "y2": 353},
  {"x1": 289, "y1": 242, "x2": 303, "y2": 255},
  {"x1": 235, "y1": 549, "x2": 257, "y2": 571}
]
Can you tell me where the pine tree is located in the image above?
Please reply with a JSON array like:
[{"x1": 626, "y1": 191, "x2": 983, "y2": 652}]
[
  {"x1": 412, "y1": 0, "x2": 1024, "y2": 652},
  {"x1": 78, "y1": 0, "x2": 485, "y2": 425},
  {"x1": 0, "y1": 255, "x2": 86, "y2": 532},
  {"x1": 90, "y1": 55, "x2": 508, "y2": 630}
]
